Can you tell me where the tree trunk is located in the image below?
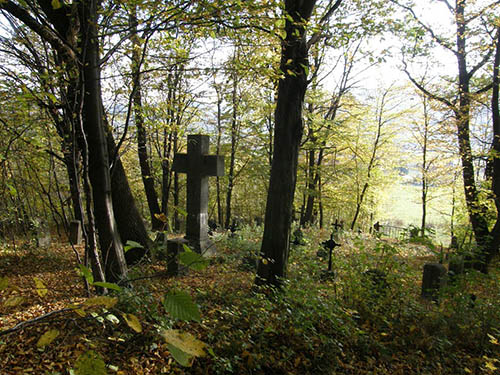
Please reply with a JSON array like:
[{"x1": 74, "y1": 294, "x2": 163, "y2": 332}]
[
  {"x1": 256, "y1": 0, "x2": 316, "y2": 287},
  {"x1": 129, "y1": 9, "x2": 162, "y2": 231},
  {"x1": 421, "y1": 96, "x2": 429, "y2": 237},
  {"x1": 80, "y1": 0, "x2": 127, "y2": 283},
  {"x1": 225, "y1": 67, "x2": 239, "y2": 229},
  {"x1": 484, "y1": 27, "x2": 500, "y2": 269},
  {"x1": 453, "y1": 3, "x2": 490, "y2": 270},
  {"x1": 215, "y1": 83, "x2": 224, "y2": 227}
]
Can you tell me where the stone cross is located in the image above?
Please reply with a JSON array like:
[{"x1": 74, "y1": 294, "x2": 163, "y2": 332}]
[{"x1": 172, "y1": 135, "x2": 224, "y2": 255}]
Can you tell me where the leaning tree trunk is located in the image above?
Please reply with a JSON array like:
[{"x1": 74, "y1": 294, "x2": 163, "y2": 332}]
[
  {"x1": 107, "y1": 132, "x2": 152, "y2": 264},
  {"x1": 80, "y1": 0, "x2": 127, "y2": 283},
  {"x1": 256, "y1": 0, "x2": 317, "y2": 287}
]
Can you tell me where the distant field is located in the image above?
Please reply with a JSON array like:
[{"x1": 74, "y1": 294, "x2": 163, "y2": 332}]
[{"x1": 376, "y1": 182, "x2": 454, "y2": 245}]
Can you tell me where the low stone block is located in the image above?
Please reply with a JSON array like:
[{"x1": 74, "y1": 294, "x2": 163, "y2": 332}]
[
  {"x1": 421, "y1": 263, "x2": 447, "y2": 301},
  {"x1": 166, "y1": 238, "x2": 188, "y2": 277}
]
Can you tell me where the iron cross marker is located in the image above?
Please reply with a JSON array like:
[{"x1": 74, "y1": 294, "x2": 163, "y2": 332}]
[{"x1": 172, "y1": 134, "x2": 224, "y2": 254}]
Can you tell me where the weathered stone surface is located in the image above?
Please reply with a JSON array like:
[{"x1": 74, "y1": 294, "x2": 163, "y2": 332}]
[
  {"x1": 166, "y1": 238, "x2": 188, "y2": 277},
  {"x1": 37, "y1": 233, "x2": 51, "y2": 248},
  {"x1": 172, "y1": 135, "x2": 224, "y2": 256},
  {"x1": 421, "y1": 263, "x2": 447, "y2": 301},
  {"x1": 69, "y1": 220, "x2": 82, "y2": 245}
]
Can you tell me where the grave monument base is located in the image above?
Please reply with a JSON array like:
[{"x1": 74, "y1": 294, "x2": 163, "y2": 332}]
[{"x1": 186, "y1": 237, "x2": 217, "y2": 257}]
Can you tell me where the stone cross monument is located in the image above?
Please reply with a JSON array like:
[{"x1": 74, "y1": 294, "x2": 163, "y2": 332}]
[{"x1": 172, "y1": 134, "x2": 224, "y2": 255}]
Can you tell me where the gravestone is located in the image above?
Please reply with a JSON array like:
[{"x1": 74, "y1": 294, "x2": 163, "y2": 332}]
[
  {"x1": 421, "y1": 263, "x2": 447, "y2": 301},
  {"x1": 172, "y1": 135, "x2": 224, "y2": 255},
  {"x1": 69, "y1": 220, "x2": 82, "y2": 245},
  {"x1": 166, "y1": 238, "x2": 188, "y2": 277},
  {"x1": 292, "y1": 227, "x2": 305, "y2": 246},
  {"x1": 229, "y1": 218, "x2": 241, "y2": 238},
  {"x1": 320, "y1": 233, "x2": 340, "y2": 280},
  {"x1": 36, "y1": 232, "x2": 51, "y2": 248},
  {"x1": 208, "y1": 220, "x2": 217, "y2": 236},
  {"x1": 448, "y1": 255, "x2": 464, "y2": 282}
]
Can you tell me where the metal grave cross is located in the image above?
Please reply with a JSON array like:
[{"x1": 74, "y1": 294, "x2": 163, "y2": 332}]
[{"x1": 172, "y1": 134, "x2": 224, "y2": 254}]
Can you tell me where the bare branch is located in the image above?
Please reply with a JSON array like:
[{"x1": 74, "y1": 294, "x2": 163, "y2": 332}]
[{"x1": 389, "y1": 0, "x2": 457, "y2": 56}]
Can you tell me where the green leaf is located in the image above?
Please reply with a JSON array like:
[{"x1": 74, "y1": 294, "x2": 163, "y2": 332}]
[
  {"x1": 105, "y1": 314, "x2": 120, "y2": 324},
  {"x1": 121, "y1": 313, "x2": 142, "y2": 333},
  {"x1": 124, "y1": 240, "x2": 143, "y2": 253},
  {"x1": 74, "y1": 350, "x2": 107, "y2": 375},
  {"x1": 163, "y1": 291, "x2": 201, "y2": 322},
  {"x1": 51, "y1": 0, "x2": 62, "y2": 9},
  {"x1": 92, "y1": 282, "x2": 121, "y2": 291},
  {"x1": 167, "y1": 343, "x2": 191, "y2": 367},
  {"x1": 179, "y1": 250, "x2": 208, "y2": 271},
  {"x1": 78, "y1": 264, "x2": 94, "y2": 284},
  {"x1": 4, "y1": 295, "x2": 24, "y2": 307},
  {"x1": 37, "y1": 329, "x2": 59, "y2": 348},
  {"x1": 161, "y1": 329, "x2": 206, "y2": 366},
  {"x1": 33, "y1": 277, "x2": 48, "y2": 297},
  {"x1": 0, "y1": 276, "x2": 8, "y2": 291}
]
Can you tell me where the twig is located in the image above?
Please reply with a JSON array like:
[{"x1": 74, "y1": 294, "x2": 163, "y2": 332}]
[{"x1": 0, "y1": 307, "x2": 72, "y2": 337}]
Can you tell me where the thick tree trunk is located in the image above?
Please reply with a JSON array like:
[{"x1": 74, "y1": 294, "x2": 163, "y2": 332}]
[
  {"x1": 484, "y1": 28, "x2": 500, "y2": 269},
  {"x1": 108, "y1": 132, "x2": 151, "y2": 264},
  {"x1": 453, "y1": 3, "x2": 490, "y2": 270},
  {"x1": 256, "y1": 0, "x2": 316, "y2": 287},
  {"x1": 80, "y1": 0, "x2": 127, "y2": 283}
]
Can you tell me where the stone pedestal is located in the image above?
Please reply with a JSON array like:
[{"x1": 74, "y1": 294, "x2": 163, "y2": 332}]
[{"x1": 421, "y1": 263, "x2": 447, "y2": 301}]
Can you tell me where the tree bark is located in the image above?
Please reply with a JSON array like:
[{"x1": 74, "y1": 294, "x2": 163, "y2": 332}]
[
  {"x1": 225, "y1": 65, "x2": 239, "y2": 229},
  {"x1": 256, "y1": 0, "x2": 317, "y2": 287},
  {"x1": 129, "y1": 9, "x2": 162, "y2": 231},
  {"x1": 80, "y1": 0, "x2": 127, "y2": 283}
]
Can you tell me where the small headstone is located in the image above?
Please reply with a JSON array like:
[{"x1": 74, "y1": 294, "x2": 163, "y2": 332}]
[
  {"x1": 166, "y1": 238, "x2": 188, "y2": 277},
  {"x1": 448, "y1": 255, "x2": 464, "y2": 282},
  {"x1": 69, "y1": 220, "x2": 82, "y2": 245},
  {"x1": 229, "y1": 218, "x2": 241, "y2": 238},
  {"x1": 421, "y1": 263, "x2": 447, "y2": 301},
  {"x1": 208, "y1": 220, "x2": 217, "y2": 236},
  {"x1": 292, "y1": 227, "x2": 305, "y2": 246},
  {"x1": 36, "y1": 232, "x2": 51, "y2": 248},
  {"x1": 450, "y1": 235, "x2": 459, "y2": 251}
]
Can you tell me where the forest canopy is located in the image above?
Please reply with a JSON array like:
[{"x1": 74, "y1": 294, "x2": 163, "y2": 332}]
[{"x1": 0, "y1": 0, "x2": 499, "y2": 373}]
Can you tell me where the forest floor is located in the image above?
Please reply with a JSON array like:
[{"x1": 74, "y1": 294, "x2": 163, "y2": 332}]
[{"x1": 0, "y1": 228, "x2": 499, "y2": 375}]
